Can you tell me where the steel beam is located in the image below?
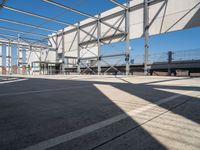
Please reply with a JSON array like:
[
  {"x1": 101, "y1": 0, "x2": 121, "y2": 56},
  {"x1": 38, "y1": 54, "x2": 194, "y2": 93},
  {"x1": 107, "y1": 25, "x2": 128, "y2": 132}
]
[
  {"x1": 52, "y1": 0, "x2": 165, "y2": 38},
  {"x1": 0, "y1": 33, "x2": 48, "y2": 46},
  {"x1": 0, "y1": 18, "x2": 56, "y2": 32},
  {"x1": 43, "y1": 0, "x2": 97, "y2": 19},
  {"x1": 125, "y1": 0, "x2": 130, "y2": 75},
  {"x1": 17, "y1": 34, "x2": 20, "y2": 73},
  {"x1": 18, "y1": 36, "x2": 48, "y2": 44},
  {"x1": 0, "y1": 33, "x2": 16, "y2": 39},
  {"x1": 97, "y1": 14, "x2": 101, "y2": 75},
  {"x1": 103, "y1": 53, "x2": 125, "y2": 58},
  {"x1": 62, "y1": 29, "x2": 65, "y2": 74},
  {"x1": 102, "y1": 14, "x2": 125, "y2": 38},
  {"x1": 79, "y1": 45, "x2": 98, "y2": 58},
  {"x1": 79, "y1": 56, "x2": 97, "y2": 60},
  {"x1": 0, "y1": 26, "x2": 47, "y2": 37},
  {"x1": 44, "y1": 0, "x2": 126, "y2": 40},
  {"x1": 6, "y1": 43, "x2": 11, "y2": 74},
  {"x1": 29, "y1": 36, "x2": 49, "y2": 45},
  {"x1": 77, "y1": 23, "x2": 81, "y2": 74},
  {"x1": 55, "y1": 34, "x2": 58, "y2": 63},
  {"x1": 0, "y1": 27, "x2": 49, "y2": 45},
  {"x1": 109, "y1": 0, "x2": 128, "y2": 9},
  {"x1": 80, "y1": 26, "x2": 97, "y2": 43},
  {"x1": 3, "y1": 6, "x2": 75, "y2": 26},
  {"x1": 0, "y1": 38, "x2": 51, "y2": 49},
  {"x1": 54, "y1": 19, "x2": 125, "y2": 38},
  {"x1": 18, "y1": 47, "x2": 23, "y2": 74},
  {"x1": 79, "y1": 32, "x2": 126, "y2": 47},
  {"x1": 144, "y1": 0, "x2": 150, "y2": 75}
]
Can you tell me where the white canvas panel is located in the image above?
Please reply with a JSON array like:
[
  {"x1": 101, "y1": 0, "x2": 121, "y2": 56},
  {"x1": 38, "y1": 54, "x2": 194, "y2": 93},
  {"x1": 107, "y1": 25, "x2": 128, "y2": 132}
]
[
  {"x1": 64, "y1": 31, "x2": 78, "y2": 52},
  {"x1": 26, "y1": 50, "x2": 40, "y2": 65},
  {"x1": 49, "y1": 0, "x2": 200, "y2": 57},
  {"x1": 57, "y1": 36, "x2": 63, "y2": 53},
  {"x1": 65, "y1": 50, "x2": 77, "y2": 58},
  {"x1": 41, "y1": 50, "x2": 56, "y2": 62},
  {"x1": 80, "y1": 25, "x2": 97, "y2": 42},
  {"x1": 148, "y1": 0, "x2": 200, "y2": 35},
  {"x1": 130, "y1": 0, "x2": 143, "y2": 6},
  {"x1": 101, "y1": 15, "x2": 125, "y2": 37},
  {"x1": 129, "y1": 7, "x2": 144, "y2": 39},
  {"x1": 48, "y1": 36, "x2": 56, "y2": 49},
  {"x1": 80, "y1": 47, "x2": 98, "y2": 58}
]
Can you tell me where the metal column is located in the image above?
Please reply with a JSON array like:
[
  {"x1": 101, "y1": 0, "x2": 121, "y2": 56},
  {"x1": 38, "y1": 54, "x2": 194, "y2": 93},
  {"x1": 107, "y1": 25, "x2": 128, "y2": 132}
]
[
  {"x1": 125, "y1": 0, "x2": 130, "y2": 75},
  {"x1": 0, "y1": 43, "x2": 2, "y2": 74},
  {"x1": 77, "y1": 23, "x2": 81, "y2": 74},
  {"x1": 144, "y1": 0, "x2": 149, "y2": 75},
  {"x1": 55, "y1": 34, "x2": 58, "y2": 63},
  {"x1": 6, "y1": 43, "x2": 11, "y2": 74},
  {"x1": 25, "y1": 48, "x2": 30, "y2": 75},
  {"x1": 97, "y1": 14, "x2": 101, "y2": 75},
  {"x1": 62, "y1": 29, "x2": 65, "y2": 74},
  {"x1": 17, "y1": 34, "x2": 20, "y2": 74},
  {"x1": 18, "y1": 47, "x2": 23, "y2": 74}
]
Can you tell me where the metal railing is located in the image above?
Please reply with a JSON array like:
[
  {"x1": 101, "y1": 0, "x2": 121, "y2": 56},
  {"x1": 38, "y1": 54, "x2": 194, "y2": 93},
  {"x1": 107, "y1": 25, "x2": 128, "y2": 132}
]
[{"x1": 131, "y1": 48, "x2": 200, "y2": 64}]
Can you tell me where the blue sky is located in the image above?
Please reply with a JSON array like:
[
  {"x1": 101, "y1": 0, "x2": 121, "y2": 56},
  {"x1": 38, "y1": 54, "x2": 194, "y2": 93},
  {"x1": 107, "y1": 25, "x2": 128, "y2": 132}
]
[{"x1": 0, "y1": 0, "x2": 200, "y2": 65}]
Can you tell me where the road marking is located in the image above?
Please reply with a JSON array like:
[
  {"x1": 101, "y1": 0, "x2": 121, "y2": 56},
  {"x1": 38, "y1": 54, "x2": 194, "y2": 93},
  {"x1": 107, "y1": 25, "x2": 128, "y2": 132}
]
[
  {"x1": 0, "y1": 85, "x2": 93, "y2": 97},
  {"x1": 22, "y1": 90, "x2": 194, "y2": 150},
  {"x1": 0, "y1": 78, "x2": 27, "y2": 84}
]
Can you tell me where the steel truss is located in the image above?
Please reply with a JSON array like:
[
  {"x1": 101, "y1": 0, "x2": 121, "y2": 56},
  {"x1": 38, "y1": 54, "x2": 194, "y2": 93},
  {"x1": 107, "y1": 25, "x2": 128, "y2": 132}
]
[
  {"x1": 0, "y1": 0, "x2": 196, "y2": 75},
  {"x1": 0, "y1": 0, "x2": 163, "y2": 75},
  {"x1": 44, "y1": 0, "x2": 161, "y2": 75},
  {"x1": 44, "y1": 0, "x2": 133, "y2": 75},
  {"x1": 52, "y1": 0, "x2": 188, "y2": 75},
  {"x1": 0, "y1": 0, "x2": 59, "y2": 74}
]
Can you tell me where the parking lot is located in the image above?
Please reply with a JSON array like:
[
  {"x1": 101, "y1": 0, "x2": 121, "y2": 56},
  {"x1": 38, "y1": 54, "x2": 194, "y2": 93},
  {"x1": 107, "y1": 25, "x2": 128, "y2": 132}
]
[{"x1": 0, "y1": 75, "x2": 199, "y2": 150}]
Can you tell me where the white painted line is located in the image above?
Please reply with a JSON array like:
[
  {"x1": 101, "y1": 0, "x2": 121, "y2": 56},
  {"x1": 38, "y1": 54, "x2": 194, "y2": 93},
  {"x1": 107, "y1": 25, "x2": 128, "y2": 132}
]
[
  {"x1": 0, "y1": 78, "x2": 18, "y2": 81},
  {"x1": 22, "y1": 90, "x2": 194, "y2": 150},
  {"x1": 0, "y1": 78, "x2": 27, "y2": 84},
  {"x1": 0, "y1": 85, "x2": 93, "y2": 97}
]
